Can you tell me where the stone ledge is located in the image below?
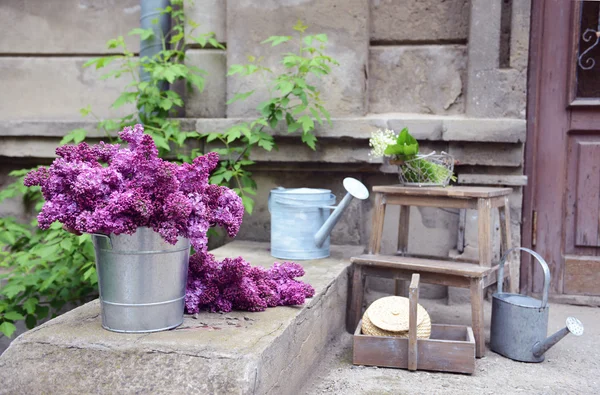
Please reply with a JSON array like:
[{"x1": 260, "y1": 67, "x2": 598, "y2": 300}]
[
  {"x1": 0, "y1": 241, "x2": 363, "y2": 395},
  {"x1": 0, "y1": 116, "x2": 525, "y2": 159}
]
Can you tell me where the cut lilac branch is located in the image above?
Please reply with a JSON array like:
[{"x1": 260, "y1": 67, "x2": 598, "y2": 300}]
[{"x1": 185, "y1": 251, "x2": 315, "y2": 314}]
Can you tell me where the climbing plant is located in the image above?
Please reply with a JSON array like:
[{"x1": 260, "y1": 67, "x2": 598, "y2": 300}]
[{"x1": 0, "y1": 4, "x2": 338, "y2": 337}]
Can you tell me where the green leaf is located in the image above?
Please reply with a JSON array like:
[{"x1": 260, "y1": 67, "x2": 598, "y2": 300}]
[
  {"x1": 36, "y1": 305, "x2": 50, "y2": 320},
  {"x1": 112, "y1": 92, "x2": 137, "y2": 109},
  {"x1": 298, "y1": 115, "x2": 315, "y2": 133},
  {"x1": 302, "y1": 132, "x2": 317, "y2": 150},
  {"x1": 3, "y1": 311, "x2": 25, "y2": 321},
  {"x1": 128, "y1": 27, "x2": 154, "y2": 41},
  {"x1": 23, "y1": 298, "x2": 38, "y2": 315},
  {"x1": 1, "y1": 284, "x2": 25, "y2": 299},
  {"x1": 293, "y1": 20, "x2": 309, "y2": 33},
  {"x1": 261, "y1": 35, "x2": 292, "y2": 47},
  {"x1": 25, "y1": 315, "x2": 37, "y2": 330},
  {"x1": 315, "y1": 34, "x2": 328, "y2": 43},
  {"x1": 287, "y1": 122, "x2": 301, "y2": 134},
  {"x1": 0, "y1": 322, "x2": 16, "y2": 338},
  {"x1": 60, "y1": 129, "x2": 87, "y2": 145},
  {"x1": 241, "y1": 196, "x2": 254, "y2": 214},
  {"x1": 59, "y1": 239, "x2": 73, "y2": 251},
  {"x1": 226, "y1": 90, "x2": 255, "y2": 105},
  {"x1": 310, "y1": 107, "x2": 323, "y2": 125}
]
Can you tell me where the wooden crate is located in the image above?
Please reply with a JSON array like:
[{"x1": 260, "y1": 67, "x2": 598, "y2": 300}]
[{"x1": 352, "y1": 274, "x2": 476, "y2": 374}]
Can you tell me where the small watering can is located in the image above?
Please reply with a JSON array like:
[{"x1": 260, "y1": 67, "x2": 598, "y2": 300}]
[
  {"x1": 490, "y1": 247, "x2": 584, "y2": 362},
  {"x1": 269, "y1": 177, "x2": 369, "y2": 260}
]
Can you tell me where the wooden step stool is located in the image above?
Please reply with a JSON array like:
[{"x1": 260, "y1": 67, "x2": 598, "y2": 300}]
[{"x1": 348, "y1": 185, "x2": 515, "y2": 358}]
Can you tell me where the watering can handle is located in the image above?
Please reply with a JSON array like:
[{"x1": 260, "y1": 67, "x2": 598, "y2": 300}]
[{"x1": 497, "y1": 247, "x2": 550, "y2": 308}]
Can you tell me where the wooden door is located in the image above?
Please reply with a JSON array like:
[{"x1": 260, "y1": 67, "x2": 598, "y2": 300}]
[{"x1": 524, "y1": 0, "x2": 600, "y2": 300}]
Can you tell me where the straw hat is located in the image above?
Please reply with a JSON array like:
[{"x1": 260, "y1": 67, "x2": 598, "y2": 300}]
[{"x1": 361, "y1": 296, "x2": 431, "y2": 339}]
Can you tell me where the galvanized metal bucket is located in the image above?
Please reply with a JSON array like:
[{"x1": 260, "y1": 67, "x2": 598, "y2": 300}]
[
  {"x1": 269, "y1": 187, "x2": 336, "y2": 260},
  {"x1": 92, "y1": 227, "x2": 190, "y2": 333}
]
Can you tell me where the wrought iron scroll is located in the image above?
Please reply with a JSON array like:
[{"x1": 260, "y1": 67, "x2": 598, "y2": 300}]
[{"x1": 578, "y1": 28, "x2": 600, "y2": 70}]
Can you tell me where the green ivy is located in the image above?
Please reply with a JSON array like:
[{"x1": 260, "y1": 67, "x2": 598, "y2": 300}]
[{"x1": 201, "y1": 20, "x2": 338, "y2": 213}]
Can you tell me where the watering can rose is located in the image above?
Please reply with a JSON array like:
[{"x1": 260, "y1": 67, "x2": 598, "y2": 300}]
[{"x1": 24, "y1": 124, "x2": 243, "y2": 254}]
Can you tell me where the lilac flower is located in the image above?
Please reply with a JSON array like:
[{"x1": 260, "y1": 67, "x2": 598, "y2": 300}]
[
  {"x1": 184, "y1": 251, "x2": 315, "y2": 313},
  {"x1": 24, "y1": 124, "x2": 244, "y2": 252},
  {"x1": 26, "y1": 124, "x2": 314, "y2": 313}
]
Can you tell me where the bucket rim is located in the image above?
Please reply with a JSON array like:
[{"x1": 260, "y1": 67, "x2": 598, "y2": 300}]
[{"x1": 270, "y1": 187, "x2": 332, "y2": 195}]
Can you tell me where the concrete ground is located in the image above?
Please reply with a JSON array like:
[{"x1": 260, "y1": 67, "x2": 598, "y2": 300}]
[{"x1": 302, "y1": 296, "x2": 600, "y2": 395}]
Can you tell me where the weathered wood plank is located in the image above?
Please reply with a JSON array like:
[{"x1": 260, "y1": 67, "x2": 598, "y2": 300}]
[
  {"x1": 352, "y1": 254, "x2": 492, "y2": 277},
  {"x1": 408, "y1": 274, "x2": 420, "y2": 371},
  {"x1": 477, "y1": 198, "x2": 493, "y2": 267},
  {"x1": 385, "y1": 195, "x2": 477, "y2": 209},
  {"x1": 368, "y1": 193, "x2": 386, "y2": 254},
  {"x1": 372, "y1": 185, "x2": 513, "y2": 198}
]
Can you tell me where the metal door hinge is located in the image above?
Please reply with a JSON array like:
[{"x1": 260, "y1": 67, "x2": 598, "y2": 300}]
[{"x1": 532, "y1": 210, "x2": 537, "y2": 246}]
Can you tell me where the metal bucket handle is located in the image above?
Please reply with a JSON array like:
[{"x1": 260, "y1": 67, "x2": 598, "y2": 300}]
[
  {"x1": 91, "y1": 233, "x2": 113, "y2": 250},
  {"x1": 268, "y1": 192, "x2": 337, "y2": 212},
  {"x1": 497, "y1": 247, "x2": 550, "y2": 308}
]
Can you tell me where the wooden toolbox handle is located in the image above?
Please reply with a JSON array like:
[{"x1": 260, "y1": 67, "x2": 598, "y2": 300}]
[{"x1": 408, "y1": 273, "x2": 420, "y2": 371}]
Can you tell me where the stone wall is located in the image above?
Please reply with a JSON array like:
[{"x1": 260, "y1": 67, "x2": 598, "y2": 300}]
[{"x1": 0, "y1": 0, "x2": 530, "y2": 296}]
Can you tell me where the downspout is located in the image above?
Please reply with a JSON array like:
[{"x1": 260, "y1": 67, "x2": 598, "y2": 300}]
[{"x1": 139, "y1": 0, "x2": 171, "y2": 117}]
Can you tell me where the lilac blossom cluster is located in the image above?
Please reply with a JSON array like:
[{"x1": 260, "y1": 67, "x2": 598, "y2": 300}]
[
  {"x1": 24, "y1": 124, "x2": 243, "y2": 253},
  {"x1": 185, "y1": 251, "x2": 315, "y2": 313},
  {"x1": 25, "y1": 124, "x2": 314, "y2": 312}
]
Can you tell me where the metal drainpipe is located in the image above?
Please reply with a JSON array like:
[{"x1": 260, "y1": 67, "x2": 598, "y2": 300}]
[{"x1": 139, "y1": 0, "x2": 171, "y2": 116}]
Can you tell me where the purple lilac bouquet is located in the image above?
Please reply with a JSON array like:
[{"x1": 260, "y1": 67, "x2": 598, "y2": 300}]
[
  {"x1": 24, "y1": 124, "x2": 314, "y2": 312},
  {"x1": 24, "y1": 124, "x2": 244, "y2": 254}
]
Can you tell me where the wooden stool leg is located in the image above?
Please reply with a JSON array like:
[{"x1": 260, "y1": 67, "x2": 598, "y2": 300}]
[
  {"x1": 477, "y1": 198, "x2": 493, "y2": 267},
  {"x1": 395, "y1": 205, "x2": 410, "y2": 295},
  {"x1": 498, "y1": 196, "x2": 516, "y2": 292},
  {"x1": 348, "y1": 265, "x2": 365, "y2": 332},
  {"x1": 470, "y1": 278, "x2": 485, "y2": 358},
  {"x1": 368, "y1": 193, "x2": 386, "y2": 255}
]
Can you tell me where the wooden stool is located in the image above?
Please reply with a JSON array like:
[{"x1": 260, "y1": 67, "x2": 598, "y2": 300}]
[{"x1": 348, "y1": 185, "x2": 514, "y2": 358}]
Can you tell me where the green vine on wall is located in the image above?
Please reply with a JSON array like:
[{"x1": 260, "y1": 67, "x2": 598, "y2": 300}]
[{"x1": 0, "y1": 2, "x2": 338, "y2": 338}]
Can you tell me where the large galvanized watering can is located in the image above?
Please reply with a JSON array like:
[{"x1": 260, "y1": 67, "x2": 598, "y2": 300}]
[
  {"x1": 490, "y1": 247, "x2": 584, "y2": 362},
  {"x1": 269, "y1": 177, "x2": 369, "y2": 260}
]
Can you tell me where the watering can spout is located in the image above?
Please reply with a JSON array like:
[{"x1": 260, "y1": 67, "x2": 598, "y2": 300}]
[
  {"x1": 532, "y1": 317, "x2": 584, "y2": 358},
  {"x1": 314, "y1": 178, "x2": 369, "y2": 248}
]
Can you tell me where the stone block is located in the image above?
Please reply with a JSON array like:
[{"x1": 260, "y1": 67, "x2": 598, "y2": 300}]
[
  {"x1": 0, "y1": 57, "x2": 134, "y2": 121},
  {"x1": 185, "y1": 50, "x2": 227, "y2": 118},
  {"x1": 0, "y1": 0, "x2": 140, "y2": 53},
  {"x1": 449, "y1": 142, "x2": 523, "y2": 167},
  {"x1": 184, "y1": 0, "x2": 226, "y2": 43},
  {"x1": 370, "y1": 0, "x2": 469, "y2": 42},
  {"x1": 466, "y1": 68, "x2": 527, "y2": 119},
  {"x1": 368, "y1": 46, "x2": 467, "y2": 115},
  {"x1": 510, "y1": 0, "x2": 532, "y2": 72},
  {"x1": 442, "y1": 117, "x2": 526, "y2": 142},
  {"x1": 226, "y1": 0, "x2": 369, "y2": 117},
  {"x1": 0, "y1": 241, "x2": 363, "y2": 394}
]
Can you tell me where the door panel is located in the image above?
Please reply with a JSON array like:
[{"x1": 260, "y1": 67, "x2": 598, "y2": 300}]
[{"x1": 574, "y1": 141, "x2": 600, "y2": 247}]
